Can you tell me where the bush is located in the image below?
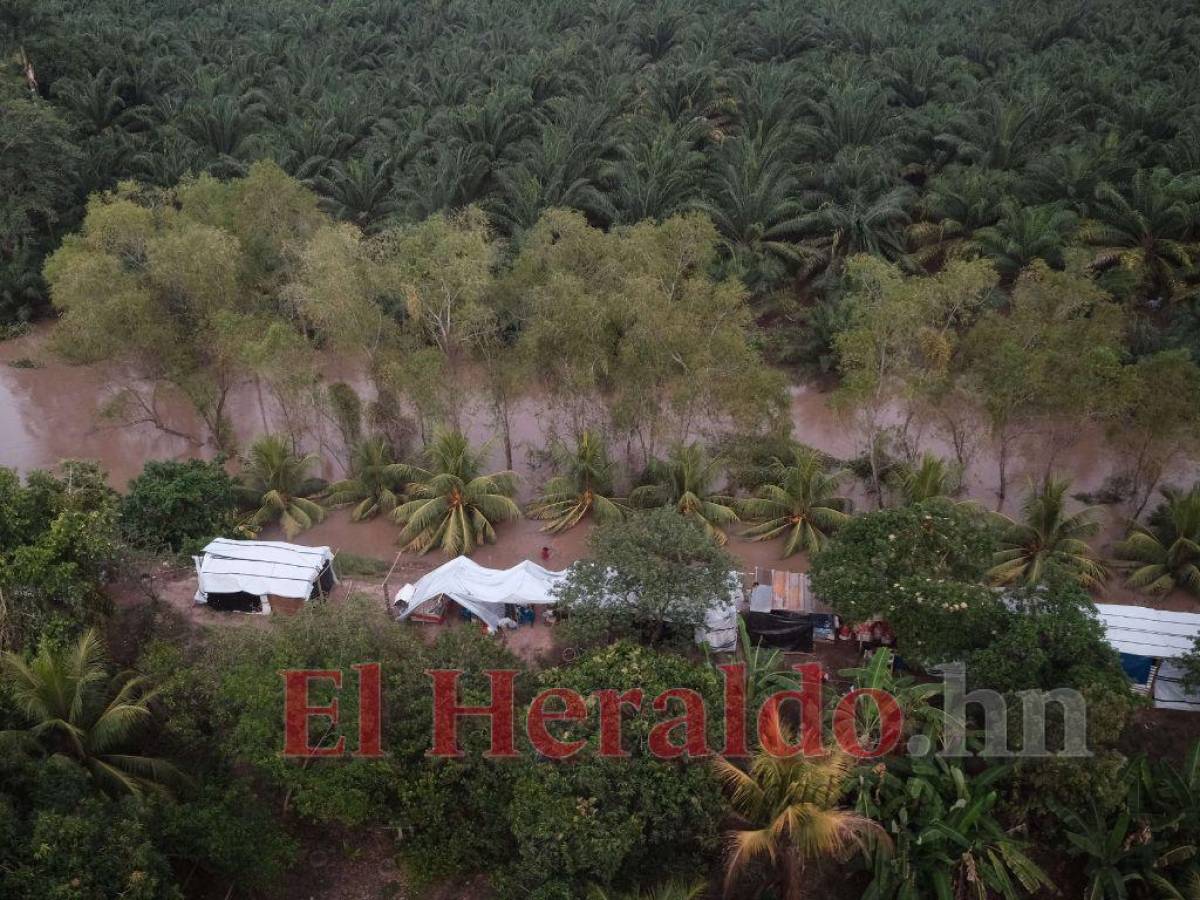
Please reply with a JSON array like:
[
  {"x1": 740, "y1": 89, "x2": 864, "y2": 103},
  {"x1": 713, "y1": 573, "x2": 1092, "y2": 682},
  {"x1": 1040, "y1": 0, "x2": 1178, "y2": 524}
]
[{"x1": 120, "y1": 459, "x2": 238, "y2": 553}]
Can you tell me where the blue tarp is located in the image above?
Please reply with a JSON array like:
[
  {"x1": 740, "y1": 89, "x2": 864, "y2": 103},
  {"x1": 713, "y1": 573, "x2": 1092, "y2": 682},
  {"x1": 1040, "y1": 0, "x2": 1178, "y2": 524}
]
[{"x1": 1120, "y1": 652, "x2": 1154, "y2": 685}]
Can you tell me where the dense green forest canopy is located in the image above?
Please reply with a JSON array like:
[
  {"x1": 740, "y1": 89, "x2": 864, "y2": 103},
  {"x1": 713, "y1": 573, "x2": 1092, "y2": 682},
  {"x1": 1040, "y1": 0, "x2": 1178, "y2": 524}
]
[{"x1": 3, "y1": 0, "x2": 1199, "y2": 328}]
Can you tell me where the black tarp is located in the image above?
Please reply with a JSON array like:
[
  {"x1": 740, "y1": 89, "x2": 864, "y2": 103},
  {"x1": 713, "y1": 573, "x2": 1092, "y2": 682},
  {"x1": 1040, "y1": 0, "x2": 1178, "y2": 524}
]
[{"x1": 746, "y1": 611, "x2": 814, "y2": 652}]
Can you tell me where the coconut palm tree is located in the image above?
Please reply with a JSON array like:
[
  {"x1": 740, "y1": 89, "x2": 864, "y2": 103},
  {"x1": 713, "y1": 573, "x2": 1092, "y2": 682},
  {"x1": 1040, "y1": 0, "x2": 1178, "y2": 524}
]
[
  {"x1": 740, "y1": 449, "x2": 850, "y2": 557},
  {"x1": 890, "y1": 453, "x2": 965, "y2": 506},
  {"x1": 528, "y1": 430, "x2": 628, "y2": 534},
  {"x1": 322, "y1": 436, "x2": 410, "y2": 522},
  {"x1": 629, "y1": 443, "x2": 738, "y2": 544},
  {"x1": 1114, "y1": 487, "x2": 1200, "y2": 596},
  {"x1": 1081, "y1": 169, "x2": 1200, "y2": 303},
  {"x1": 0, "y1": 629, "x2": 184, "y2": 798},
  {"x1": 238, "y1": 435, "x2": 326, "y2": 538},
  {"x1": 391, "y1": 430, "x2": 520, "y2": 556},
  {"x1": 987, "y1": 477, "x2": 1107, "y2": 589},
  {"x1": 715, "y1": 706, "x2": 882, "y2": 900}
]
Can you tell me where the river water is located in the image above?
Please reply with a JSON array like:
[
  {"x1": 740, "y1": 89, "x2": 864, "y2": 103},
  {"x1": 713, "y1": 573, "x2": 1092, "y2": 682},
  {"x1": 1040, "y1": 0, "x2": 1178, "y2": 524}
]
[{"x1": 1, "y1": 326, "x2": 1194, "y2": 609}]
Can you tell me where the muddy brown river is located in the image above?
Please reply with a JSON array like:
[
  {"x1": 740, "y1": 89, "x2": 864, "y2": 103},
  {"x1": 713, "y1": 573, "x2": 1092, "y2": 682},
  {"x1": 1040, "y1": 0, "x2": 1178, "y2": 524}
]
[{"x1": 1, "y1": 326, "x2": 1194, "y2": 609}]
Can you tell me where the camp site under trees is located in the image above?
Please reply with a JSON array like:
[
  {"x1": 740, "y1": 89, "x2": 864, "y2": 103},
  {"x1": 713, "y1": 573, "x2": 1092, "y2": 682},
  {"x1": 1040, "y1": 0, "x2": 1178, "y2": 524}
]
[{"x1": 3, "y1": 0, "x2": 1200, "y2": 897}]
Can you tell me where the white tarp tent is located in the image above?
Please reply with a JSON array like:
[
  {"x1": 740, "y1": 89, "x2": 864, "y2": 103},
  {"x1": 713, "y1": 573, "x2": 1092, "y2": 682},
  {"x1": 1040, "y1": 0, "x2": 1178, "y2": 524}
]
[
  {"x1": 194, "y1": 538, "x2": 336, "y2": 608},
  {"x1": 394, "y1": 557, "x2": 568, "y2": 632},
  {"x1": 1095, "y1": 604, "x2": 1200, "y2": 711}
]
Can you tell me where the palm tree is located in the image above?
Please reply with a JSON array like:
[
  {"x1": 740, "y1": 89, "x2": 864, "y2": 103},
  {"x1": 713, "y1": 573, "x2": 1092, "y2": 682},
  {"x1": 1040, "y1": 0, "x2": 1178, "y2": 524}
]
[
  {"x1": 791, "y1": 147, "x2": 913, "y2": 277},
  {"x1": 238, "y1": 435, "x2": 326, "y2": 538},
  {"x1": 890, "y1": 453, "x2": 965, "y2": 505},
  {"x1": 740, "y1": 449, "x2": 850, "y2": 557},
  {"x1": 585, "y1": 879, "x2": 706, "y2": 900},
  {"x1": 715, "y1": 706, "x2": 882, "y2": 900},
  {"x1": 698, "y1": 131, "x2": 807, "y2": 287},
  {"x1": 391, "y1": 430, "x2": 520, "y2": 556},
  {"x1": 907, "y1": 166, "x2": 1009, "y2": 269},
  {"x1": 322, "y1": 436, "x2": 410, "y2": 523},
  {"x1": 972, "y1": 201, "x2": 1078, "y2": 281},
  {"x1": 0, "y1": 629, "x2": 184, "y2": 798},
  {"x1": 528, "y1": 430, "x2": 628, "y2": 534},
  {"x1": 311, "y1": 155, "x2": 400, "y2": 232},
  {"x1": 1115, "y1": 487, "x2": 1200, "y2": 596},
  {"x1": 987, "y1": 477, "x2": 1107, "y2": 589},
  {"x1": 1081, "y1": 169, "x2": 1200, "y2": 303},
  {"x1": 629, "y1": 443, "x2": 739, "y2": 544}
]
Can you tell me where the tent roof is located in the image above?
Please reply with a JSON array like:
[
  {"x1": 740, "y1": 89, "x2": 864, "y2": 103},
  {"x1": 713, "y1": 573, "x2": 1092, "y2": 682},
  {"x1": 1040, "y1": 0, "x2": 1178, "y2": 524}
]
[
  {"x1": 1094, "y1": 603, "x2": 1200, "y2": 659},
  {"x1": 196, "y1": 538, "x2": 334, "y2": 601},
  {"x1": 395, "y1": 557, "x2": 569, "y2": 630}
]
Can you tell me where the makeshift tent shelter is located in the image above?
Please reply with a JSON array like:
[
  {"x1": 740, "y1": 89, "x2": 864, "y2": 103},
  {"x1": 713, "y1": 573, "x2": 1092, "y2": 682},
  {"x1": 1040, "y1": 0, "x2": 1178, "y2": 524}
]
[
  {"x1": 1095, "y1": 604, "x2": 1200, "y2": 711},
  {"x1": 194, "y1": 538, "x2": 336, "y2": 613},
  {"x1": 394, "y1": 558, "x2": 741, "y2": 650},
  {"x1": 394, "y1": 557, "x2": 568, "y2": 632}
]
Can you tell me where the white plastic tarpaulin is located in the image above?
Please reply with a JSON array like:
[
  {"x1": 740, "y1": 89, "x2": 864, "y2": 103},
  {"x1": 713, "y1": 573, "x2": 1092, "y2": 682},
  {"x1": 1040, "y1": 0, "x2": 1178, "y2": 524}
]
[
  {"x1": 1094, "y1": 604, "x2": 1200, "y2": 658},
  {"x1": 394, "y1": 557, "x2": 569, "y2": 632},
  {"x1": 1095, "y1": 604, "x2": 1200, "y2": 712},
  {"x1": 194, "y1": 538, "x2": 336, "y2": 603}
]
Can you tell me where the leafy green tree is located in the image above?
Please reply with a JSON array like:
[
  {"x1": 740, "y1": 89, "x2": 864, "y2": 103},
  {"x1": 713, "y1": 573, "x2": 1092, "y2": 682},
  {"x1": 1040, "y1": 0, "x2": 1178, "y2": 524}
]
[
  {"x1": 630, "y1": 443, "x2": 739, "y2": 545},
  {"x1": 236, "y1": 435, "x2": 326, "y2": 538},
  {"x1": 1108, "y1": 350, "x2": 1200, "y2": 516},
  {"x1": 556, "y1": 508, "x2": 738, "y2": 646},
  {"x1": 120, "y1": 458, "x2": 237, "y2": 552},
  {"x1": 528, "y1": 430, "x2": 628, "y2": 534},
  {"x1": 44, "y1": 162, "x2": 325, "y2": 448},
  {"x1": 809, "y1": 501, "x2": 997, "y2": 626},
  {"x1": 498, "y1": 643, "x2": 723, "y2": 897},
  {"x1": 322, "y1": 436, "x2": 409, "y2": 522},
  {"x1": 1115, "y1": 486, "x2": 1200, "y2": 596},
  {"x1": 716, "y1": 709, "x2": 881, "y2": 900},
  {"x1": 1, "y1": 629, "x2": 183, "y2": 798},
  {"x1": 390, "y1": 430, "x2": 519, "y2": 556},
  {"x1": 740, "y1": 448, "x2": 850, "y2": 556},
  {"x1": 988, "y1": 476, "x2": 1107, "y2": 589}
]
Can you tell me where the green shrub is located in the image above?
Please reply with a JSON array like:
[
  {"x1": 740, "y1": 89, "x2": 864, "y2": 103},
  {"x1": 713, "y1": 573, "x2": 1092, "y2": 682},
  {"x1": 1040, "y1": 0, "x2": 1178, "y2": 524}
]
[{"x1": 120, "y1": 459, "x2": 237, "y2": 553}]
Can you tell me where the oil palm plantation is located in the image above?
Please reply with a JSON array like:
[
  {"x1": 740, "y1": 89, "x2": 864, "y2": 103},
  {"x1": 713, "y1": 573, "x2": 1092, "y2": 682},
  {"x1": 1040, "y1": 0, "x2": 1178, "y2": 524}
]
[
  {"x1": 391, "y1": 430, "x2": 520, "y2": 556},
  {"x1": 0, "y1": 629, "x2": 184, "y2": 798},
  {"x1": 528, "y1": 430, "x2": 627, "y2": 534},
  {"x1": 715, "y1": 706, "x2": 882, "y2": 900},
  {"x1": 322, "y1": 436, "x2": 410, "y2": 522},
  {"x1": 740, "y1": 448, "x2": 850, "y2": 557},
  {"x1": 1114, "y1": 486, "x2": 1200, "y2": 596},
  {"x1": 629, "y1": 443, "x2": 738, "y2": 545},
  {"x1": 987, "y1": 477, "x2": 1107, "y2": 589},
  {"x1": 238, "y1": 435, "x2": 326, "y2": 538}
]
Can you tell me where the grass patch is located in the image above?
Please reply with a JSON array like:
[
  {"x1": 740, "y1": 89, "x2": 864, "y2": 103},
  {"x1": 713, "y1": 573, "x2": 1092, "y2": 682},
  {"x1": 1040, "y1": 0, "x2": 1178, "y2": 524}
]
[
  {"x1": 334, "y1": 551, "x2": 392, "y2": 578},
  {"x1": 8, "y1": 357, "x2": 43, "y2": 369}
]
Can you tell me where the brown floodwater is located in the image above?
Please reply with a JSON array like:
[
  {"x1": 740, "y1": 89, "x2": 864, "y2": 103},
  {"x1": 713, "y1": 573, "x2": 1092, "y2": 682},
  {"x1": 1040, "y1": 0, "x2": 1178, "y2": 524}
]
[{"x1": 1, "y1": 325, "x2": 1196, "y2": 608}]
